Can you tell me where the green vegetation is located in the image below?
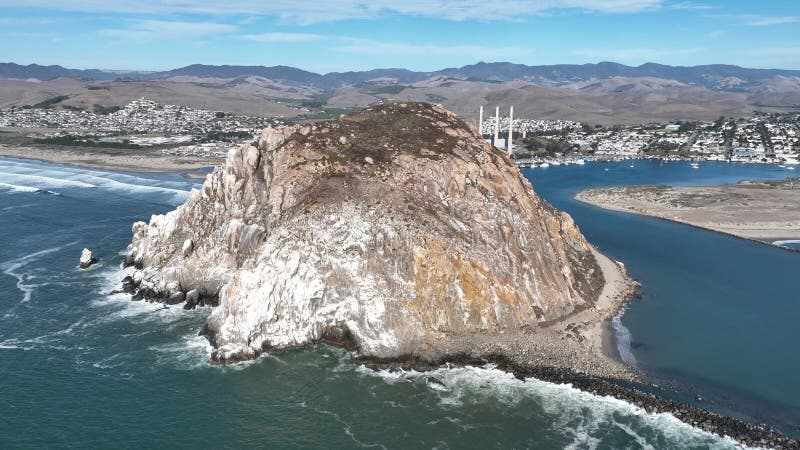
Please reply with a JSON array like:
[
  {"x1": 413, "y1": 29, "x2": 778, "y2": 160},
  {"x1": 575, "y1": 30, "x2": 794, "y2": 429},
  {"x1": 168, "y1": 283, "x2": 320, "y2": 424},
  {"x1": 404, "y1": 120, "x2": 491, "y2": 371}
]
[
  {"x1": 199, "y1": 131, "x2": 252, "y2": 143},
  {"x1": 299, "y1": 97, "x2": 329, "y2": 109},
  {"x1": 645, "y1": 141, "x2": 686, "y2": 157},
  {"x1": 522, "y1": 136, "x2": 575, "y2": 156},
  {"x1": 368, "y1": 85, "x2": 411, "y2": 95},
  {"x1": 293, "y1": 107, "x2": 361, "y2": 122},
  {"x1": 676, "y1": 121, "x2": 697, "y2": 133},
  {"x1": 425, "y1": 94, "x2": 446, "y2": 103},
  {"x1": 35, "y1": 135, "x2": 141, "y2": 149},
  {"x1": 27, "y1": 95, "x2": 69, "y2": 109},
  {"x1": 326, "y1": 152, "x2": 352, "y2": 165},
  {"x1": 93, "y1": 105, "x2": 121, "y2": 115}
]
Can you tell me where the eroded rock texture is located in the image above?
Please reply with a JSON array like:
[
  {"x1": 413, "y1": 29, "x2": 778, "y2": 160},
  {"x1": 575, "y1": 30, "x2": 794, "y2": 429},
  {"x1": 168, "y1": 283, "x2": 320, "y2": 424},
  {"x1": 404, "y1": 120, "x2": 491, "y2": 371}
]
[{"x1": 123, "y1": 102, "x2": 604, "y2": 363}]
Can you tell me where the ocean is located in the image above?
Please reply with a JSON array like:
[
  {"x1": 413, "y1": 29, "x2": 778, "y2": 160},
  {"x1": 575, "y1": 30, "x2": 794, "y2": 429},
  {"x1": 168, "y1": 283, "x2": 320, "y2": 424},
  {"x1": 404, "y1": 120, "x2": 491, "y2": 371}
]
[{"x1": 1, "y1": 156, "x2": 797, "y2": 448}]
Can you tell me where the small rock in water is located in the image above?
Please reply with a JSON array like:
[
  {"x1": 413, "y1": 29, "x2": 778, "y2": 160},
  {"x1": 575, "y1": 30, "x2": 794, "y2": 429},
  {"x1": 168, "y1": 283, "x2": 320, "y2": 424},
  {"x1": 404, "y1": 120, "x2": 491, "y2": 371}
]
[
  {"x1": 425, "y1": 376, "x2": 447, "y2": 391},
  {"x1": 79, "y1": 248, "x2": 95, "y2": 269}
]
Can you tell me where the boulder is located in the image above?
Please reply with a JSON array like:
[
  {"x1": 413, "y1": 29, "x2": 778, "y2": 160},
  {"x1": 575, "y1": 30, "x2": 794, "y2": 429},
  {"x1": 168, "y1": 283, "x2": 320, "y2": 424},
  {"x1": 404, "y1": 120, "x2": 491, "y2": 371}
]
[
  {"x1": 182, "y1": 239, "x2": 194, "y2": 257},
  {"x1": 79, "y1": 248, "x2": 95, "y2": 269},
  {"x1": 167, "y1": 291, "x2": 186, "y2": 305}
]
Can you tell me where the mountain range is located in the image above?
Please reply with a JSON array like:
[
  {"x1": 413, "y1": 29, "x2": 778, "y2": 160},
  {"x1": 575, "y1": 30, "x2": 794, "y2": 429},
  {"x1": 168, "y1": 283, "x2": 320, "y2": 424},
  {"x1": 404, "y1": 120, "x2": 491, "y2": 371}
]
[
  {"x1": 4, "y1": 61, "x2": 800, "y2": 92},
  {"x1": 2, "y1": 61, "x2": 799, "y2": 124}
]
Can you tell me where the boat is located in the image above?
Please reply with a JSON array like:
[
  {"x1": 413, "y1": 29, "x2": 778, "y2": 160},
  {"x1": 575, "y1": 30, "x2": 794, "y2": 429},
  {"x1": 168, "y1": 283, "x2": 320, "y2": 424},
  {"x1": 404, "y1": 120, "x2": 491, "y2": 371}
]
[
  {"x1": 538, "y1": 162, "x2": 550, "y2": 168},
  {"x1": 690, "y1": 162, "x2": 699, "y2": 169}
]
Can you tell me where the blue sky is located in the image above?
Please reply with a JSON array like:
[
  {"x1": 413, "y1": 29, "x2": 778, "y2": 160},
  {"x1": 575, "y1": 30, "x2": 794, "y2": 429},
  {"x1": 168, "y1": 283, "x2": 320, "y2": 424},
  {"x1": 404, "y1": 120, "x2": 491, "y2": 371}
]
[{"x1": 0, "y1": 0, "x2": 798, "y2": 72}]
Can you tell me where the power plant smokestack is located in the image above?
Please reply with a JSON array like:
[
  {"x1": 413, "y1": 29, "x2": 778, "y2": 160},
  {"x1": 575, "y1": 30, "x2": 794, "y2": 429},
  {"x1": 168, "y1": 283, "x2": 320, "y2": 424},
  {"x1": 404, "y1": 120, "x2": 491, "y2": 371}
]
[
  {"x1": 479, "y1": 106, "x2": 484, "y2": 136},
  {"x1": 507, "y1": 106, "x2": 514, "y2": 155},
  {"x1": 493, "y1": 106, "x2": 500, "y2": 146}
]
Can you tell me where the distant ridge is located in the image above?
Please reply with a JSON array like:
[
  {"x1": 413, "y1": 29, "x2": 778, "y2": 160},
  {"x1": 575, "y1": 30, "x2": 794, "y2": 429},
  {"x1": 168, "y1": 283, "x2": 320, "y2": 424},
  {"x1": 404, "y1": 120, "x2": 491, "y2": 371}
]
[
  {"x1": 0, "y1": 62, "x2": 123, "y2": 81},
  {"x1": 3, "y1": 61, "x2": 799, "y2": 92}
]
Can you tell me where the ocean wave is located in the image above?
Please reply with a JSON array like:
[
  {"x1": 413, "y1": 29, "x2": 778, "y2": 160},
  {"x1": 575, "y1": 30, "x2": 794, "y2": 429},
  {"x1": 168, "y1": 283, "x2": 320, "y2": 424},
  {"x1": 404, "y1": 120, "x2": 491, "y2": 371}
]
[
  {"x1": 0, "y1": 171, "x2": 96, "y2": 189},
  {"x1": 0, "y1": 159, "x2": 193, "y2": 204},
  {"x1": 88, "y1": 265, "x2": 208, "y2": 325},
  {"x1": 611, "y1": 308, "x2": 637, "y2": 368},
  {"x1": 148, "y1": 334, "x2": 213, "y2": 371},
  {"x1": 359, "y1": 364, "x2": 751, "y2": 449},
  {"x1": 0, "y1": 244, "x2": 72, "y2": 303},
  {"x1": 0, "y1": 182, "x2": 60, "y2": 195}
]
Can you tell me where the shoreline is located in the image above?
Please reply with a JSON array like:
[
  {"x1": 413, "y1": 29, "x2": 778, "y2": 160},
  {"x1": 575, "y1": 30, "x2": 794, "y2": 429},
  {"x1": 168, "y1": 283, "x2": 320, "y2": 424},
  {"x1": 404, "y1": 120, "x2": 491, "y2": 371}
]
[
  {"x1": 354, "y1": 352, "x2": 798, "y2": 449},
  {"x1": 576, "y1": 195, "x2": 800, "y2": 254},
  {"x1": 408, "y1": 245, "x2": 641, "y2": 383},
  {"x1": 33, "y1": 150, "x2": 793, "y2": 446},
  {"x1": 574, "y1": 181, "x2": 800, "y2": 254},
  {"x1": 0, "y1": 144, "x2": 221, "y2": 176}
]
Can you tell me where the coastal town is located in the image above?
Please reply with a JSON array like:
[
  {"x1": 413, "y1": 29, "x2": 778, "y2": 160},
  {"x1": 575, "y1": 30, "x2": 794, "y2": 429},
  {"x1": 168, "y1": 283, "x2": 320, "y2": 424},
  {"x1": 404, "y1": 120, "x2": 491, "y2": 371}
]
[
  {"x1": 0, "y1": 98, "x2": 280, "y2": 159},
  {"x1": 1, "y1": 97, "x2": 799, "y2": 170},
  {"x1": 481, "y1": 111, "x2": 800, "y2": 168}
]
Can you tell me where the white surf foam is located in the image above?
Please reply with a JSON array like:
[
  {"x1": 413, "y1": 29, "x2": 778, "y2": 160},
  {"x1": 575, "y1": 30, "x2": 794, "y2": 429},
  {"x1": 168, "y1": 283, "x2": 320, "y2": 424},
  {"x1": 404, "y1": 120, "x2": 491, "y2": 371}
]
[
  {"x1": 0, "y1": 245, "x2": 70, "y2": 303},
  {"x1": 149, "y1": 334, "x2": 213, "y2": 371},
  {"x1": 0, "y1": 159, "x2": 193, "y2": 204},
  {"x1": 0, "y1": 182, "x2": 43, "y2": 193},
  {"x1": 611, "y1": 308, "x2": 637, "y2": 368},
  {"x1": 0, "y1": 171, "x2": 96, "y2": 189},
  {"x1": 359, "y1": 364, "x2": 752, "y2": 449}
]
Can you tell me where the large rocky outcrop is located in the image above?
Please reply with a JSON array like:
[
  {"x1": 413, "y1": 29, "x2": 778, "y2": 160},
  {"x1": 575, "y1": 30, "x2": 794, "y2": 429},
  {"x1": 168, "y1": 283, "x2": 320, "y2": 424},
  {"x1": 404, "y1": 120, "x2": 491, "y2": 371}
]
[{"x1": 122, "y1": 102, "x2": 605, "y2": 363}]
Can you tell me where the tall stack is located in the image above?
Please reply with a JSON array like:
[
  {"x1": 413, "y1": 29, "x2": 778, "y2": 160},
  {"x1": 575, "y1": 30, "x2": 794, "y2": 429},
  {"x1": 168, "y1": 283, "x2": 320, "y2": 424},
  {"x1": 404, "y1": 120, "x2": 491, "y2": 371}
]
[
  {"x1": 493, "y1": 106, "x2": 500, "y2": 145},
  {"x1": 507, "y1": 106, "x2": 514, "y2": 155},
  {"x1": 479, "y1": 106, "x2": 484, "y2": 135}
]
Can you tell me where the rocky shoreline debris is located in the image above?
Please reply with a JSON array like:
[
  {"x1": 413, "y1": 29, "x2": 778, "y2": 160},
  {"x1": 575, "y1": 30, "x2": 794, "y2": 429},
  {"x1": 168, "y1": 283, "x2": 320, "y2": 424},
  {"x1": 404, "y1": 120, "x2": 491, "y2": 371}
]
[{"x1": 358, "y1": 353, "x2": 799, "y2": 449}]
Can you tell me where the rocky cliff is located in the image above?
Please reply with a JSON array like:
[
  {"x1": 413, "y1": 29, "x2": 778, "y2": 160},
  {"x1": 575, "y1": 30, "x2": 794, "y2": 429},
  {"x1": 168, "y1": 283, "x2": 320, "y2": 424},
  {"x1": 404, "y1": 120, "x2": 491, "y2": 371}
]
[{"x1": 122, "y1": 102, "x2": 606, "y2": 363}]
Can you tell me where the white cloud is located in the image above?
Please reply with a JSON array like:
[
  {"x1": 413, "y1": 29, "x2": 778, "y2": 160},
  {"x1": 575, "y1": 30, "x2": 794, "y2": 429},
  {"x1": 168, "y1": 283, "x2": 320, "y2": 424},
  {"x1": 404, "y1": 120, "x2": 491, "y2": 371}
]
[
  {"x1": 669, "y1": 1, "x2": 712, "y2": 10},
  {"x1": 240, "y1": 32, "x2": 321, "y2": 43},
  {"x1": 333, "y1": 38, "x2": 532, "y2": 59},
  {"x1": 571, "y1": 47, "x2": 704, "y2": 61},
  {"x1": 741, "y1": 15, "x2": 800, "y2": 26},
  {"x1": 4, "y1": 1, "x2": 665, "y2": 23},
  {"x1": 99, "y1": 20, "x2": 236, "y2": 40}
]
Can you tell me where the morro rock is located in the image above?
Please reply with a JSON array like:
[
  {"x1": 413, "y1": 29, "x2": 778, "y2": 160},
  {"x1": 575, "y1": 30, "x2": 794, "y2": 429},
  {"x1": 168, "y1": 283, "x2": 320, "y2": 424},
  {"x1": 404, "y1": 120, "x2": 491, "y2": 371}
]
[{"x1": 123, "y1": 102, "x2": 607, "y2": 363}]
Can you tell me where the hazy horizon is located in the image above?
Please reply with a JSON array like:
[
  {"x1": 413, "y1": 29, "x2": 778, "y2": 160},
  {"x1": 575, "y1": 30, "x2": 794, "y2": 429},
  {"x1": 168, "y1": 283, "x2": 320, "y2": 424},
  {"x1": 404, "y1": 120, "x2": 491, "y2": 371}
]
[
  {"x1": 1, "y1": 0, "x2": 798, "y2": 72},
  {"x1": 4, "y1": 59, "x2": 800, "y2": 76}
]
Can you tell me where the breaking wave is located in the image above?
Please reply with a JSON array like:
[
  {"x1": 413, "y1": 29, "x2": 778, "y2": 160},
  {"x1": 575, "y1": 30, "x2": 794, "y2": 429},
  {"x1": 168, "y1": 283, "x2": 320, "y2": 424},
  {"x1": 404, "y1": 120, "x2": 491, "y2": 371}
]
[
  {"x1": 359, "y1": 364, "x2": 751, "y2": 449},
  {"x1": 0, "y1": 158, "x2": 194, "y2": 204},
  {"x1": 611, "y1": 307, "x2": 637, "y2": 368}
]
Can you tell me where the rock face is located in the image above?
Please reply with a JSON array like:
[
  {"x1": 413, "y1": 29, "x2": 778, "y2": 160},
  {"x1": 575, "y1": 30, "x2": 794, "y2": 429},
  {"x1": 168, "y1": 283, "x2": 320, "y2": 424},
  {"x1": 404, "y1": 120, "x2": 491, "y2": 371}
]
[
  {"x1": 79, "y1": 248, "x2": 94, "y2": 269},
  {"x1": 123, "y1": 102, "x2": 605, "y2": 363}
]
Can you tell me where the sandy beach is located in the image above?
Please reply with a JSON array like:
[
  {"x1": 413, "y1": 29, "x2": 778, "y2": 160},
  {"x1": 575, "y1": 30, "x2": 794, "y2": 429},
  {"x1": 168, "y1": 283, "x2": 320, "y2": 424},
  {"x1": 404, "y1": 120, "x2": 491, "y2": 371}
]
[
  {"x1": 0, "y1": 143, "x2": 221, "y2": 175},
  {"x1": 575, "y1": 179, "x2": 800, "y2": 248}
]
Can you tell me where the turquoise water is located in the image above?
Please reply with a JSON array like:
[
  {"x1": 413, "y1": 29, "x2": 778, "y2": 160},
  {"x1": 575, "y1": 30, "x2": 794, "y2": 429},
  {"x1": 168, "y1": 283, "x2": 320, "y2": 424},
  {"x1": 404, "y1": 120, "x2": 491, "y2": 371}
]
[
  {"x1": 0, "y1": 156, "x2": 797, "y2": 448},
  {"x1": 523, "y1": 160, "x2": 800, "y2": 437}
]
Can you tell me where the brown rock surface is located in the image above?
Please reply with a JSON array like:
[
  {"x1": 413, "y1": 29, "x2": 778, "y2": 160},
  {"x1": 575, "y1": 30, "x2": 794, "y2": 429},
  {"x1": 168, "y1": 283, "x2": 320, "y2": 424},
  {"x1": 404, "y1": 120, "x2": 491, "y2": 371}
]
[{"x1": 123, "y1": 102, "x2": 627, "y2": 367}]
